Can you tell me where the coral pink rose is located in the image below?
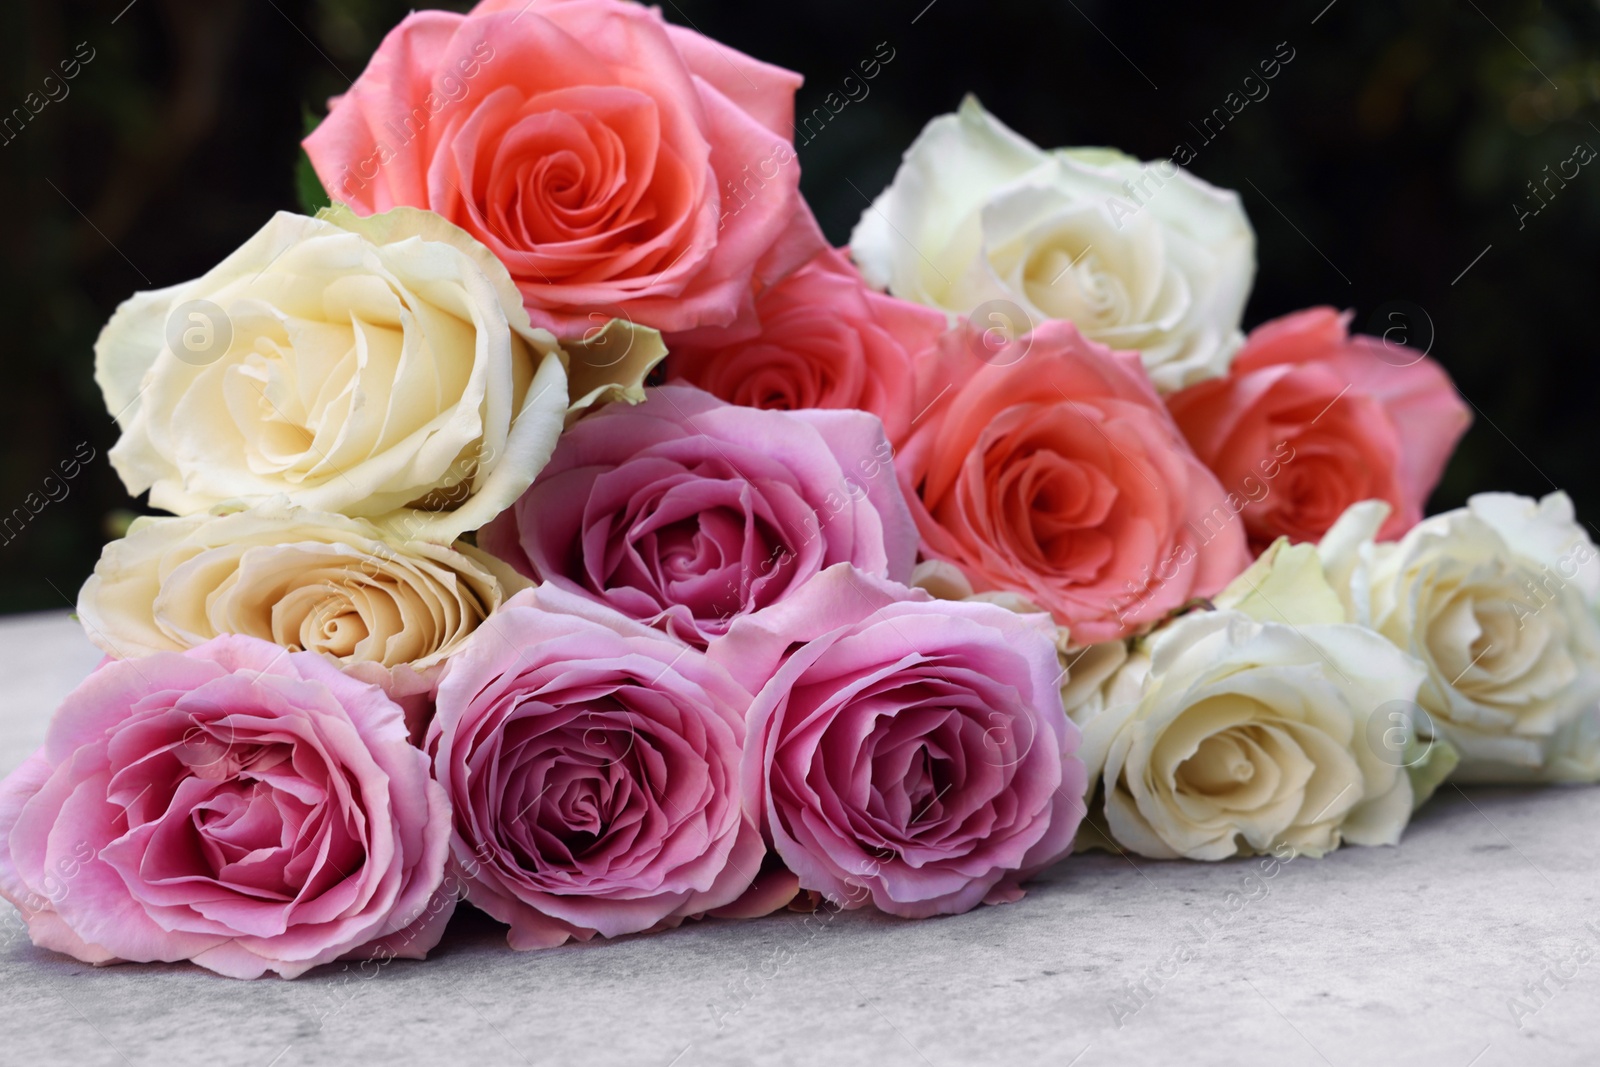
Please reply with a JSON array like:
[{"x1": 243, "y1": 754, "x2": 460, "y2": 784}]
[
  {"x1": 665, "y1": 248, "x2": 945, "y2": 445},
  {"x1": 1166, "y1": 307, "x2": 1471, "y2": 551},
  {"x1": 0, "y1": 636, "x2": 452, "y2": 979},
  {"x1": 709, "y1": 564, "x2": 1084, "y2": 917},
  {"x1": 898, "y1": 321, "x2": 1250, "y2": 643},
  {"x1": 479, "y1": 385, "x2": 917, "y2": 647},
  {"x1": 427, "y1": 585, "x2": 763, "y2": 949},
  {"x1": 303, "y1": 0, "x2": 823, "y2": 339}
]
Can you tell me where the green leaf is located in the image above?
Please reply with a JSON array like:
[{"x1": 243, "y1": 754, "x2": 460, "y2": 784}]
[
  {"x1": 1407, "y1": 733, "x2": 1461, "y2": 810},
  {"x1": 295, "y1": 104, "x2": 331, "y2": 215}
]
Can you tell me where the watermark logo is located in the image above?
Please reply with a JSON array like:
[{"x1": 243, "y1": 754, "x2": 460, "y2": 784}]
[
  {"x1": 965, "y1": 299, "x2": 1033, "y2": 366},
  {"x1": 1365, "y1": 301, "x2": 1433, "y2": 368},
  {"x1": 165, "y1": 299, "x2": 233, "y2": 367},
  {"x1": 1363, "y1": 699, "x2": 1438, "y2": 768}
]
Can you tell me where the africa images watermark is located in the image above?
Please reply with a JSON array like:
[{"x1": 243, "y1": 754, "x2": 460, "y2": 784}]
[
  {"x1": 1104, "y1": 40, "x2": 1297, "y2": 230},
  {"x1": 1513, "y1": 138, "x2": 1596, "y2": 231},
  {"x1": 1108, "y1": 439, "x2": 1297, "y2": 627},
  {"x1": 1106, "y1": 842, "x2": 1301, "y2": 1028},
  {"x1": 1, "y1": 41, "x2": 96, "y2": 148},
  {"x1": 719, "y1": 40, "x2": 899, "y2": 233},
  {"x1": 1505, "y1": 922, "x2": 1600, "y2": 1030},
  {"x1": 327, "y1": 40, "x2": 497, "y2": 202},
  {"x1": 0, "y1": 441, "x2": 97, "y2": 548}
]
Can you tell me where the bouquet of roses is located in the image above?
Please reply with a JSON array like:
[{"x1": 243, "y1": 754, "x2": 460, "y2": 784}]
[{"x1": 4, "y1": 0, "x2": 1594, "y2": 979}]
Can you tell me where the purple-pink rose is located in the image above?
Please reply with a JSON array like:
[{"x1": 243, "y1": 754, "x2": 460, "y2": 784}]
[
  {"x1": 0, "y1": 635, "x2": 452, "y2": 979},
  {"x1": 710, "y1": 564, "x2": 1085, "y2": 917},
  {"x1": 480, "y1": 385, "x2": 917, "y2": 647},
  {"x1": 427, "y1": 585, "x2": 766, "y2": 949}
]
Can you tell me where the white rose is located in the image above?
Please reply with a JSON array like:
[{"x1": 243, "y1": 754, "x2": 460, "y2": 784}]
[
  {"x1": 1216, "y1": 528, "x2": 1461, "y2": 804},
  {"x1": 849, "y1": 95, "x2": 1254, "y2": 392},
  {"x1": 96, "y1": 206, "x2": 664, "y2": 542},
  {"x1": 1320, "y1": 493, "x2": 1600, "y2": 782},
  {"x1": 76, "y1": 500, "x2": 529, "y2": 683},
  {"x1": 1090, "y1": 610, "x2": 1426, "y2": 860}
]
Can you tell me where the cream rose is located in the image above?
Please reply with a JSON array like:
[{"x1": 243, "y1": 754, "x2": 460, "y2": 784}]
[
  {"x1": 849, "y1": 96, "x2": 1254, "y2": 392},
  {"x1": 1215, "y1": 531, "x2": 1460, "y2": 804},
  {"x1": 1085, "y1": 610, "x2": 1426, "y2": 860},
  {"x1": 96, "y1": 206, "x2": 664, "y2": 542},
  {"x1": 76, "y1": 500, "x2": 529, "y2": 688},
  {"x1": 1318, "y1": 493, "x2": 1600, "y2": 783}
]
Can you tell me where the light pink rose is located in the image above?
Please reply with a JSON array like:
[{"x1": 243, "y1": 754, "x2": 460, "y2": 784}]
[
  {"x1": 303, "y1": 0, "x2": 823, "y2": 339},
  {"x1": 710, "y1": 564, "x2": 1085, "y2": 917},
  {"x1": 665, "y1": 248, "x2": 945, "y2": 446},
  {"x1": 898, "y1": 321, "x2": 1251, "y2": 643},
  {"x1": 426, "y1": 585, "x2": 763, "y2": 949},
  {"x1": 1166, "y1": 307, "x2": 1471, "y2": 551},
  {"x1": 479, "y1": 385, "x2": 917, "y2": 647},
  {"x1": 0, "y1": 636, "x2": 452, "y2": 979}
]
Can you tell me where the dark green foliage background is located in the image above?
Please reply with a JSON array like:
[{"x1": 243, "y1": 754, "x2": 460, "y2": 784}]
[{"x1": 0, "y1": 0, "x2": 1595, "y2": 613}]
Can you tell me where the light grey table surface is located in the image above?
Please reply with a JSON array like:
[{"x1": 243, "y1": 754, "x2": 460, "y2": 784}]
[{"x1": 1, "y1": 610, "x2": 1597, "y2": 1067}]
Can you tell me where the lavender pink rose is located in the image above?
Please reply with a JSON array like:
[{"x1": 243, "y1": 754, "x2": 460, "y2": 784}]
[
  {"x1": 710, "y1": 564, "x2": 1085, "y2": 917},
  {"x1": 480, "y1": 384, "x2": 917, "y2": 646},
  {"x1": 0, "y1": 636, "x2": 452, "y2": 978},
  {"x1": 427, "y1": 586, "x2": 767, "y2": 949}
]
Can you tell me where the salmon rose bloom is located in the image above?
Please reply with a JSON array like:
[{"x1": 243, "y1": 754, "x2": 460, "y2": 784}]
[
  {"x1": 1165, "y1": 307, "x2": 1471, "y2": 552},
  {"x1": 898, "y1": 322, "x2": 1250, "y2": 643},
  {"x1": 666, "y1": 248, "x2": 945, "y2": 446},
  {"x1": 303, "y1": 0, "x2": 823, "y2": 339}
]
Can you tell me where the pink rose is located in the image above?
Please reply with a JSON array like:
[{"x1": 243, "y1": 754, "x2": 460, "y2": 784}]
[
  {"x1": 0, "y1": 636, "x2": 452, "y2": 979},
  {"x1": 1166, "y1": 307, "x2": 1471, "y2": 550},
  {"x1": 665, "y1": 248, "x2": 945, "y2": 445},
  {"x1": 709, "y1": 564, "x2": 1084, "y2": 917},
  {"x1": 303, "y1": 0, "x2": 823, "y2": 339},
  {"x1": 426, "y1": 586, "x2": 763, "y2": 949},
  {"x1": 479, "y1": 385, "x2": 918, "y2": 647},
  {"x1": 898, "y1": 321, "x2": 1251, "y2": 644}
]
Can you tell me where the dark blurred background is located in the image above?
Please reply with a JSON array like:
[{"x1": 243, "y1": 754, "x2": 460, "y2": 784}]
[{"x1": 0, "y1": 0, "x2": 1597, "y2": 613}]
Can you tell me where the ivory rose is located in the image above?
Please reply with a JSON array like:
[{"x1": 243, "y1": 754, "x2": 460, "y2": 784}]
[
  {"x1": 1318, "y1": 494, "x2": 1600, "y2": 782},
  {"x1": 850, "y1": 95, "x2": 1254, "y2": 392},
  {"x1": 96, "y1": 207, "x2": 663, "y2": 543},
  {"x1": 666, "y1": 248, "x2": 945, "y2": 446},
  {"x1": 897, "y1": 320, "x2": 1251, "y2": 644},
  {"x1": 1086, "y1": 610, "x2": 1427, "y2": 860},
  {"x1": 1166, "y1": 308, "x2": 1471, "y2": 552},
  {"x1": 427, "y1": 586, "x2": 762, "y2": 949},
  {"x1": 0, "y1": 636, "x2": 452, "y2": 978},
  {"x1": 304, "y1": 0, "x2": 823, "y2": 339},
  {"x1": 480, "y1": 385, "x2": 917, "y2": 647},
  {"x1": 75, "y1": 501, "x2": 528, "y2": 731}
]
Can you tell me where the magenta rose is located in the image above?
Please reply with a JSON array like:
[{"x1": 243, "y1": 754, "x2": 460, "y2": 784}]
[
  {"x1": 709, "y1": 564, "x2": 1086, "y2": 917},
  {"x1": 427, "y1": 585, "x2": 764, "y2": 949},
  {"x1": 480, "y1": 384, "x2": 917, "y2": 646},
  {"x1": 0, "y1": 635, "x2": 452, "y2": 979},
  {"x1": 303, "y1": 0, "x2": 823, "y2": 339},
  {"x1": 665, "y1": 247, "x2": 946, "y2": 446}
]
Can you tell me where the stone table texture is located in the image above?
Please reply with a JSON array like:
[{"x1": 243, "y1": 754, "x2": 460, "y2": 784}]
[{"x1": 1, "y1": 611, "x2": 1597, "y2": 1067}]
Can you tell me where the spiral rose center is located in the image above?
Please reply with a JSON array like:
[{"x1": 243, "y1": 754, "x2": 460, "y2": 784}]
[
  {"x1": 989, "y1": 430, "x2": 1119, "y2": 580},
  {"x1": 1183, "y1": 733, "x2": 1258, "y2": 792}
]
